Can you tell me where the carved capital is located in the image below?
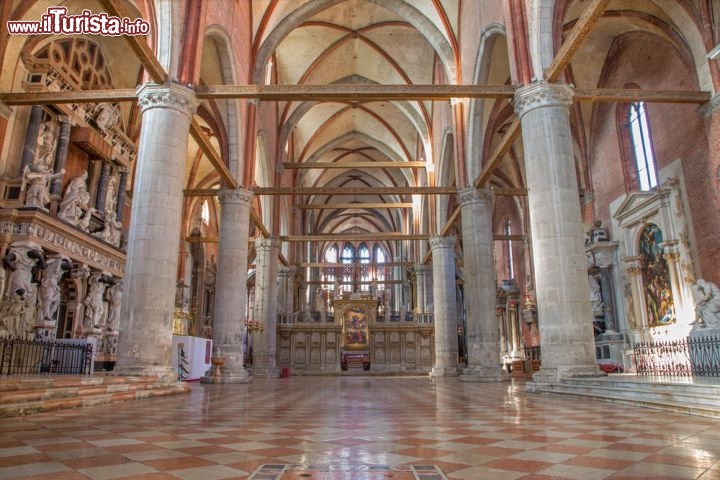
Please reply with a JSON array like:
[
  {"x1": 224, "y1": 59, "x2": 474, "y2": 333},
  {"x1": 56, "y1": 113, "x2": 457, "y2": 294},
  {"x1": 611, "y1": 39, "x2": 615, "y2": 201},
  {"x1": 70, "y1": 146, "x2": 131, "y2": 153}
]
[
  {"x1": 624, "y1": 256, "x2": 643, "y2": 275},
  {"x1": 429, "y1": 235, "x2": 455, "y2": 250},
  {"x1": 136, "y1": 83, "x2": 198, "y2": 118},
  {"x1": 457, "y1": 186, "x2": 491, "y2": 208},
  {"x1": 514, "y1": 81, "x2": 573, "y2": 117},
  {"x1": 661, "y1": 241, "x2": 680, "y2": 262},
  {"x1": 218, "y1": 188, "x2": 253, "y2": 206},
  {"x1": 255, "y1": 236, "x2": 280, "y2": 251}
]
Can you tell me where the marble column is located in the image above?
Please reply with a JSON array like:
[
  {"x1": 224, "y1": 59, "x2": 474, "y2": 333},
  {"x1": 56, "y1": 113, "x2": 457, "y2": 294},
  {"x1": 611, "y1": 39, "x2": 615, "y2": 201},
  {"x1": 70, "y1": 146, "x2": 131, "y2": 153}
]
[
  {"x1": 514, "y1": 82, "x2": 600, "y2": 383},
  {"x1": 278, "y1": 266, "x2": 297, "y2": 324},
  {"x1": 457, "y1": 187, "x2": 506, "y2": 381},
  {"x1": 20, "y1": 105, "x2": 44, "y2": 173},
  {"x1": 115, "y1": 168, "x2": 129, "y2": 222},
  {"x1": 252, "y1": 237, "x2": 280, "y2": 378},
  {"x1": 414, "y1": 264, "x2": 425, "y2": 313},
  {"x1": 429, "y1": 235, "x2": 460, "y2": 377},
  {"x1": 95, "y1": 162, "x2": 111, "y2": 212},
  {"x1": 115, "y1": 83, "x2": 198, "y2": 381},
  {"x1": 201, "y1": 188, "x2": 253, "y2": 384},
  {"x1": 50, "y1": 117, "x2": 71, "y2": 197}
]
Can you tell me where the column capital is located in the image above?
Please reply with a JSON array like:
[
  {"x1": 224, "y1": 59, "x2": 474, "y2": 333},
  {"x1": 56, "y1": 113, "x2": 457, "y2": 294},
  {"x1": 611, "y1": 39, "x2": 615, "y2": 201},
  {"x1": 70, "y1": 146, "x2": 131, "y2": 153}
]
[
  {"x1": 279, "y1": 265, "x2": 298, "y2": 276},
  {"x1": 255, "y1": 236, "x2": 280, "y2": 251},
  {"x1": 457, "y1": 186, "x2": 491, "y2": 208},
  {"x1": 429, "y1": 235, "x2": 455, "y2": 250},
  {"x1": 514, "y1": 81, "x2": 573, "y2": 117},
  {"x1": 136, "y1": 83, "x2": 198, "y2": 118},
  {"x1": 218, "y1": 187, "x2": 253, "y2": 206}
]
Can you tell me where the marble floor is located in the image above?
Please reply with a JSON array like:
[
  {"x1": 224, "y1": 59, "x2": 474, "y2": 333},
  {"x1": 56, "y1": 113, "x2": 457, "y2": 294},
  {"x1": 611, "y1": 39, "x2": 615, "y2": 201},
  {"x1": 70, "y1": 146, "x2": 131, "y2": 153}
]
[{"x1": 2, "y1": 376, "x2": 720, "y2": 480}]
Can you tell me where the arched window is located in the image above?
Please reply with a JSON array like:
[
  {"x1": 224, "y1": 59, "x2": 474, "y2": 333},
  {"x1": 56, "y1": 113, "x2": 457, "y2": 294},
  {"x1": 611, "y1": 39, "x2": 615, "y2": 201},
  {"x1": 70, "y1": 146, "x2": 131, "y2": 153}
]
[
  {"x1": 324, "y1": 245, "x2": 337, "y2": 287},
  {"x1": 629, "y1": 102, "x2": 658, "y2": 191},
  {"x1": 341, "y1": 244, "x2": 354, "y2": 285},
  {"x1": 375, "y1": 245, "x2": 386, "y2": 289},
  {"x1": 359, "y1": 244, "x2": 370, "y2": 291},
  {"x1": 201, "y1": 200, "x2": 210, "y2": 224}
]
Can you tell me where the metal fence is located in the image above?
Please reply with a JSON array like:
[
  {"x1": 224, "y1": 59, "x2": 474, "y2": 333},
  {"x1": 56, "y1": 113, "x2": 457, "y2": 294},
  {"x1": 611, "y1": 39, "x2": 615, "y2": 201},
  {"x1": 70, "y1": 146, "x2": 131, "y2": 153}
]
[
  {"x1": 633, "y1": 335, "x2": 720, "y2": 377},
  {"x1": 0, "y1": 337, "x2": 94, "y2": 375}
]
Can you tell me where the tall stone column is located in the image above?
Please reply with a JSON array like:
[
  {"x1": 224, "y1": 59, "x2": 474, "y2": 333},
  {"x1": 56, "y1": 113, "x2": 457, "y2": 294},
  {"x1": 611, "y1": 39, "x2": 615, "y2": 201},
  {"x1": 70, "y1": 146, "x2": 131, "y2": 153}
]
[
  {"x1": 514, "y1": 82, "x2": 600, "y2": 383},
  {"x1": 115, "y1": 83, "x2": 198, "y2": 381},
  {"x1": 457, "y1": 187, "x2": 506, "y2": 381},
  {"x1": 278, "y1": 266, "x2": 297, "y2": 324},
  {"x1": 252, "y1": 237, "x2": 280, "y2": 378},
  {"x1": 50, "y1": 117, "x2": 71, "y2": 197},
  {"x1": 19, "y1": 105, "x2": 44, "y2": 173},
  {"x1": 414, "y1": 264, "x2": 424, "y2": 313},
  {"x1": 201, "y1": 188, "x2": 253, "y2": 384},
  {"x1": 429, "y1": 235, "x2": 459, "y2": 377},
  {"x1": 115, "y1": 167, "x2": 129, "y2": 222}
]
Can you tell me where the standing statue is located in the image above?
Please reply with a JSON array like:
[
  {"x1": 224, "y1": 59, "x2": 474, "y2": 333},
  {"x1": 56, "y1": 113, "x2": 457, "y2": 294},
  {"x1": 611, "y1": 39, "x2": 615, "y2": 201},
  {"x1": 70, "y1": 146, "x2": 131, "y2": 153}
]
[
  {"x1": 106, "y1": 281, "x2": 123, "y2": 331},
  {"x1": 78, "y1": 207, "x2": 96, "y2": 232},
  {"x1": 692, "y1": 279, "x2": 720, "y2": 328},
  {"x1": 83, "y1": 272, "x2": 109, "y2": 330},
  {"x1": 22, "y1": 165, "x2": 65, "y2": 209},
  {"x1": 34, "y1": 121, "x2": 57, "y2": 171},
  {"x1": 104, "y1": 174, "x2": 118, "y2": 217},
  {"x1": 35, "y1": 256, "x2": 71, "y2": 325},
  {"x1": 3, "y1": 245, "x2": 44, "y2": 301},
  {"x1": 0, "y1": 289, "x2": 27, "y2": 338},
  {"x1": 57, "y1": 171, "x2": 90, "y2": 225}
]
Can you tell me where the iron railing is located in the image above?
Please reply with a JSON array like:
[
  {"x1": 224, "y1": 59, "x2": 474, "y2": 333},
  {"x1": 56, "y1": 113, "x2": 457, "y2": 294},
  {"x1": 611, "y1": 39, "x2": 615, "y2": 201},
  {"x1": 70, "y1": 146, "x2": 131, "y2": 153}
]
[
  {"x1": 0, "y1": 337, "x2": 94, "y2": 375},
  {"x1": 633, "y1": 335, "x2": 720, "y2": 377}
]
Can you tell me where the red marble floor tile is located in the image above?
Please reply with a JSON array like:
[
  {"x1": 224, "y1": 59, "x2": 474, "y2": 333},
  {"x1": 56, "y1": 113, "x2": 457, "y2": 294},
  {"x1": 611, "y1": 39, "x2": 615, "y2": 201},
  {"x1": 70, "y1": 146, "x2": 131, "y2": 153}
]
[
  {"x1": 642, "y1": 453, "x2": 718, "y2": 468},
  {"x1": 465, "y1": 445, "x2": 524, "y2": 457},
  {"x1": 20, "y1": 472, "x2": 92, "y2": 480},
  {"x1": 562, "y1": 455, "x2": 634, "y2": 469},
  {"x1": 60, "y1": 454, "x2": 132, "y2": 469},
  {"x1": 0, "y1": 453, "x2": 55, "y2": 467},
  {"x1": 533, "y1": 444, "x2": 595, "y2": 455},
  {"x1": 33, "y1": 442, "x2": 94, "y2": 452},
  {"x1": 175, "y1": 444, "x2": 238, "y2": 455}
]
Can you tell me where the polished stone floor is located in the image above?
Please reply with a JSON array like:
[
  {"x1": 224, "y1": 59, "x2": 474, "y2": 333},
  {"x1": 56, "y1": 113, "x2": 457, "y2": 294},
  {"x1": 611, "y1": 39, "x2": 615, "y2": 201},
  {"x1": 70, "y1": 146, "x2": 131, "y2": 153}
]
[{"x1": 2, "y1": 376, "x2": 720, "y2": 480}]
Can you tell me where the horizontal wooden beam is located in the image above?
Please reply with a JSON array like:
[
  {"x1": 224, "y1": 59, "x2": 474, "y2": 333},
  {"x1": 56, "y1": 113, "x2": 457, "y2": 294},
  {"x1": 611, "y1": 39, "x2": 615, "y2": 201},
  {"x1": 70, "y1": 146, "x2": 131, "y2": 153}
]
[
  {"x1": 299, "y1": 202, "x2": 413, "y2": 209},
  {"x1": 1, "y1": 86, "x2": 710, "y2": 106},
  {"x1": 494, "y1": 234, "x2": 526, "y2": 241},
  {"x1": 281, "y1": 233, "x2": 430, "y2": 242},
  {"x1": 184, "y1": 189, "x2": 219, "y2": 197},
  {"x1": 493, "y1": 187, "x2": 528, "y2": 196},
  {"x1": 284, "y1": 161, "x2": 427, "y2": 169},
  {"x1": 255, "y1": 186, "x2": 457, "y2": 195}
]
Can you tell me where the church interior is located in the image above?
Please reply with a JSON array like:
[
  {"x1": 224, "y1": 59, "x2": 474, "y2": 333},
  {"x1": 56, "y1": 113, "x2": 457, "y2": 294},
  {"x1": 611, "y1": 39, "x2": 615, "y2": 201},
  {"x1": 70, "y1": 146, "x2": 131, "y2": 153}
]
[{"x1": 1, "y1": 0, "x2": 720, "y2": 479}]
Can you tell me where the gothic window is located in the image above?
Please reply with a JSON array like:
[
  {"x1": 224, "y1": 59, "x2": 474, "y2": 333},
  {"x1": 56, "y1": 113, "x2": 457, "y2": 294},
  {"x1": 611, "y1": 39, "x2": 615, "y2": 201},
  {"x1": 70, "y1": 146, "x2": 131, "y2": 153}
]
[
  {"x1": 342, "y1": 244, "x2": 354, "y2": 285},
  {"x1": 375, "y1": 245, "x2": 386, "y2": 289},
  {"x1": 629, "y1": 102, "x2": 658, "y2": 191},
  {"x1": 201, "y1": 200, "x2": 210, "y2": 224},
  {"x1": 324, "y1": 245, "x2": 337, "y2": 287},
  {"x1": 359, "y1": 244, "x2": 370, "y2": 291},
  {"x1": 639, "y1": 224, "x2": 674, "y2": 326}
]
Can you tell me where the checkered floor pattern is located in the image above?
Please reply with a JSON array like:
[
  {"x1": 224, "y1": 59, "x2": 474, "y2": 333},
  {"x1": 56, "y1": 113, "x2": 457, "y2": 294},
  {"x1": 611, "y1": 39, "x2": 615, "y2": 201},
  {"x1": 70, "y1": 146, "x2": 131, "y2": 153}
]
[{"x1": 1, "y1": 376, "x2": 720, "y2": 479}]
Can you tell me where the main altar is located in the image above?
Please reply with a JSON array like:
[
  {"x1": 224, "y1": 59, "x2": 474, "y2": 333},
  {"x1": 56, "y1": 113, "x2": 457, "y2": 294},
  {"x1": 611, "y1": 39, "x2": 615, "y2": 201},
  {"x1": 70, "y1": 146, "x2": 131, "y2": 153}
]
[{"x1": 276, "y1": 293, "x2": 434, "y2": 375}]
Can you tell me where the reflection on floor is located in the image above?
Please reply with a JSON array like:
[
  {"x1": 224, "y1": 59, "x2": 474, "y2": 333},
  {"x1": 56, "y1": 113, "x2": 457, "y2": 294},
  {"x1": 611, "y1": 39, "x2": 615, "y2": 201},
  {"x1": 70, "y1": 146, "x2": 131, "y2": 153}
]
[{"x1": 1, "y1": 376, "x2": 720, "y2": 480}]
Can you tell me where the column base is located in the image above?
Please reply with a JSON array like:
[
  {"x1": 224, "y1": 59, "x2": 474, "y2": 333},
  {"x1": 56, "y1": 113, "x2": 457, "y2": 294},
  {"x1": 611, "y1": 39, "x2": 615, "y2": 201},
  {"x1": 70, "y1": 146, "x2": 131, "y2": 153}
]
[
  {"x1": 200, "y1": 366, "x2": 252, "y2": 384},
  {"x1": 251, "y1": 366, "x2": 280, "y2": 378},
  {"x1": 529, "y1": 365, "x2": 605, "y2": 386},
  {"x1": 112, "y1": 365, "x2": 178, "y2": 383},
  {"x1": 429, "y1": 366, "x2": 460, "y2": 377},
  {"x1": 460, "y1": 366, "x2": 509, "y2": 382}
]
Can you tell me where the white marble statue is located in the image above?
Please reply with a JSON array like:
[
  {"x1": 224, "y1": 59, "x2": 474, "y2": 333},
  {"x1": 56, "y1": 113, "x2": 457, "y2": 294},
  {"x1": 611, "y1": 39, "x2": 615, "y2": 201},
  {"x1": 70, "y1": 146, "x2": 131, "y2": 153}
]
[
  {"x1": 83, "y1": 272, "x2": 109, "y2": 330},
  {"x1": 34, "y1": 121, "x2": 57, "y2": 171},
  {"x1": 3, "y1": 244, "x2": 44, "y2": 301},
  {"x1": 692, "y1": 279, "x2": 720, "y2": 329},
  {"x1": 104, "y1": 174, "x2": 118, "y2": 217},
  {"x1": 57, "y1": 171, "x2": 90, "y2": 225},
  {"x1": 78, "y1": 207, "x2": 96, "y2": 232},
  {"x1": 0, "y1": 289, "x2": 26, "y2": 338},
  {"x1": 106, "y1": 281, "x2": 123, "y2": 331},
  {"x1": 35, "y1": 256, "x2": 71, "y2": 326},
  {"x1": 94, "y1": 212, "x2": 122, "y2": 247},
  {"x1": 22, "y1": 165, "x2": 65, "y2": 209}
]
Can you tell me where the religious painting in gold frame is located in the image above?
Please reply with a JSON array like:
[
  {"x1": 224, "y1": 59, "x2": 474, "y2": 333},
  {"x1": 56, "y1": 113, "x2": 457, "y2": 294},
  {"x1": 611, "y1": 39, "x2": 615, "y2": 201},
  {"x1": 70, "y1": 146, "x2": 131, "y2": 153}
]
[{"x1": 342, "y1": 306, "x2": 369, "y2": 349}]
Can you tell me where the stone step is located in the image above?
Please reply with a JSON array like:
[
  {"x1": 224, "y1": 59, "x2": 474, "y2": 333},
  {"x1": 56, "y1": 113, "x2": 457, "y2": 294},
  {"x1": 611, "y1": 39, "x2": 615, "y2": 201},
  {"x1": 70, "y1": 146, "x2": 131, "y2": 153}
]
[
  {"x1": 532, "y1": 377, "x2": 720, "y2": 418},
  {"x1": 0, "y1": 375, "x2": 190, "y2": 418}
]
